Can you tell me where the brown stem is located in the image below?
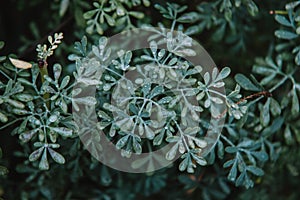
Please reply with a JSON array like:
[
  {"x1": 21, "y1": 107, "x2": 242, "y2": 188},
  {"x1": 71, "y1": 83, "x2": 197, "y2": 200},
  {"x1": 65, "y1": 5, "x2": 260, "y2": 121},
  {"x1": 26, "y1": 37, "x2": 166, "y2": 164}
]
[
  {"x1": 236, "y1": 91, "x2": 272, "y2": 105},
  {"x1": 216, "y1": 91, "x2": 272, "y2": 119}
]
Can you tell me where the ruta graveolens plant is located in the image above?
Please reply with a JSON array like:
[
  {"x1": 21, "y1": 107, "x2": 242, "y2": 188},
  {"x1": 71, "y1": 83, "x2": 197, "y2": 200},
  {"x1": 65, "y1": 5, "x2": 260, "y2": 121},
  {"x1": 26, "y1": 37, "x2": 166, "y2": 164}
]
[{"x1": 0, "y1": 0, "x2": 299, "y2": 199}]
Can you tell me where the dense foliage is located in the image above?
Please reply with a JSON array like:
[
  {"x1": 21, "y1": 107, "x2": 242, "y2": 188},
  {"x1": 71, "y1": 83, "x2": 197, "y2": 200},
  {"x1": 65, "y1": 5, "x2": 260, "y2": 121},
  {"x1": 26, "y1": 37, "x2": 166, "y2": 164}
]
[{"x1": 0, "y1": 0, "x2": 299, "y2": 199}]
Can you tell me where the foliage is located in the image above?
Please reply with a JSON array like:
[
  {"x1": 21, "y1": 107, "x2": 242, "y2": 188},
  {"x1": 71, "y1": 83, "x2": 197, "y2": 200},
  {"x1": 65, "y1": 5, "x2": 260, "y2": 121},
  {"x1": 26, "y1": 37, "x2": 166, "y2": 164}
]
[{"x1": 0, "y1": 0, "x2": 299, "y2": 200}]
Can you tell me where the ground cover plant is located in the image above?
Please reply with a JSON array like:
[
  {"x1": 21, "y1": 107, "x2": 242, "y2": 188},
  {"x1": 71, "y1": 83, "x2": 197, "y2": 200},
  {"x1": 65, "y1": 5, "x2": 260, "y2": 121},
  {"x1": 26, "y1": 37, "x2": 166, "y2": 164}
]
[{"x1": 0, "y1": 0, "x2": 299, "y2": 199}]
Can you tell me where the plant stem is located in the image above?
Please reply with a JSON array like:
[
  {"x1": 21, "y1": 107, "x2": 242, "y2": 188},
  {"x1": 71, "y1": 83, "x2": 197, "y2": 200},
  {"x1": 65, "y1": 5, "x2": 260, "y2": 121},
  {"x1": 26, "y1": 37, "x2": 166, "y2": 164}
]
[
  {"x1": 0, "y1": 118, "x2": 24, "y2": 130},
  {"x1": 39, "y1": 61, "x2": 50, "y2": 107}
]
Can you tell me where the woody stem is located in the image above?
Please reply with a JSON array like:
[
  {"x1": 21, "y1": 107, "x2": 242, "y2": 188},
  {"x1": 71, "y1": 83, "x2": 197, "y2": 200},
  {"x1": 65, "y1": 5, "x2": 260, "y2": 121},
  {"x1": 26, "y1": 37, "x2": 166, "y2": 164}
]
[{"x1": 39, "y1": 61, "x2": 50, "y2": 107}]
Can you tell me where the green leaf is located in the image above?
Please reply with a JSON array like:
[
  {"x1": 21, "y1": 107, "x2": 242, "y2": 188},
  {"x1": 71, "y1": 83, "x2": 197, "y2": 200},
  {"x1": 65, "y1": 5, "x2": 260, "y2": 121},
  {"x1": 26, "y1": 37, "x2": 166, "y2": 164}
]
[
  {"x1": 251, "y1": 151, "x2": 268, "y2": 162},
  {"x1": 216, "y1": 67, "x2": 231, "y2": 81},
  {"x1": 184, "y1": 127, "x2": 200, "y2": 135},
  {"x1": 128, "y1": 11, "x2": 144, "y2": 19},
  {"x1": 142, "y1": 83, "x2": 151, "y2": 96},
  {"x1": 275, "y1": 30, "x2": 298, "y2": 40},
  {"x1": 116, "y1": 135, "x2": 129, "y2": 149},
  {"x1": 29, "y1": 147, "x2": 44, "y2": 162},
  {"x1": 48, "y1": 148, "x2": 65, "y2": 164},
  {"x1": 225, "y1": 146, "x2": 238, "y2": 153},
  {"x1": 179, "y1": 157, "x2": 188, "y2": 171},
  {"x1": 129, "y1": 103, "x2": 139, "y2": 114},
  {"x1": 260, "y1": 99, "x2": 270, "y2": 127},
  {"x1": 168, "y1": 57, "x2": 177, "y2": 66},
  {"x1": 105, "y1": 14, "x2": 116, "y2": 26},
  {"x1": 212, "y1": 69, "x2": 218, "y2": 81},
  {"x1": 0, "y1": 111, "x2": 8, "y2": 123},
  {"x1": 6, "y1": 99, "x2": 25, "y2": 109},
  {"x1": 212, "y1": 23, "x2": 226, "y2": 41},
  {"x1": 223, "y1": 159, "x2": 234, "y2": 168},
  {"x1": 237, "y1": 140, "x2": 254, "y2": 148},
  {"x1": 83, "y1": 10, "x2": 98, "y2": 19},
  {"x1": 217, "y1": 140, "x2": 224, "y2": 159},
  {"x1": 74, "y1": 97, "x2": 97, "y2": 105},
  {"x1": 17, "y1": 78, "x2": 32, "y2": 86},
  {"x1": 204, "y1": 72, "x2": 210, "y2": 85},
  {"x1": 58, "y1": 99, "x2": 68, "y2": 113},
  {"x1": 0, "y1": 166, "x2": 8, "y2": 176},
  {"x1": 270, "y1": 98, "x2": 281, "y2": 116},
  {"x1": 295, "y1": 49, "x2": 300, "y2": 65},
  {"x1": 19, "y1": 129, "x2": 39, "y2": 143},
  {"x1": 234, "y1": 74, "x2": 261, "y2": 91},
  {"x1": 0, "y1": 41, "x2": 4, "y2": 49},
  {"x1": 60, "y1": 75, "x2": 70, "y2": 89},
  {"x1": 191, "y1": 153, "x2": 207, "y2": 166},
  {"x1": 12, "y1": 108, "x2": 28, "y2": 115},
  {"x1": 166, "y1": 143, "x2": 178, "y2": 160},
  {"x1": 177, "y1": 12, "x2": 199, "y2": 23},
  {"x1": 15, "y1": 93, "x2": 34, "y2": 102},
  {"x1": 284, "y1": 125, "x2": 293, "y2": 145},
  {"x1": 59, "y1": 0, "x2": 69, "y2": 17},
  {"x1": 153, "y1": 131, "x2": 164, "y2": 146},
  {"x1": 227, "y1": 161, "x2": 237, "y2": 181},
  {"x1": 291, "y1": 91, "x2": 299, "y2": 116},
  {"x1": 98, "y1": 110, "x2": 111, "y2": 120},
  {"x1": 262, "y1": 117, "x2": 284, "y2": 137},
  {"x1": 140, "y1": 0, "x2": 150, "y2": 6},
  {"x1": 246, "y1": 1, "x2": 258, "y2": 16},
  {"x1": 0, "y1": 56, "x2": 6, "y2": 62},
  {"x1": 53, "y1": 64, "x2": 62, "y2": 80},
  {"x1": 166, "y1": 136, "x2": 180, "y2": 143},
  {"x1": 132, "y1": 138, "x2": 142, "y2": 154},
  {"x1": 235, "y1": 172, "x2": 246, "y2": 187},
  {"x1": 49, "y1": 115, "x2": 58, "y2": 123},
  {"x1": 145, "y1": 126, "x2": 155, "y2": 139},
  {"x1": 260, "y1": 73, "x2": 277, "y2": 86},
  {"x1": 247, "y1": 166, "x2": 264, "y2": 176},
  {"x1": 193, "y1": 138, "x2": 207, "y2": 148},
  {"x1": 275, "y1": 15, "x2": 292, "y2": 27},
  {"x1": 52, "y1": 127, "x2": 73, "y2": 137},
  {"x1": 39, "y1": 149, "x2": 49, "y2": 170},
  {"x1": 100, "y1": 166, "x2": 112, "y2": 186},
  {"x1": 285, "y1": 1, "x2": 300, "y2": 9},
  {"x1": 158, "y1": 96, "x2": 173, "y2": 104}
]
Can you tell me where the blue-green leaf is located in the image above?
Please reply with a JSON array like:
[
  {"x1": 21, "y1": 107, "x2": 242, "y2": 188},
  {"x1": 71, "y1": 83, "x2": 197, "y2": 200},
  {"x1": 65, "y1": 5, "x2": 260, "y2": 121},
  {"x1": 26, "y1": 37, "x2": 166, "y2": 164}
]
[
  {"x1": 39, "y1": 149, "x2": 49, "y2": 170},
  {"x1": 251, "y1": 151, "x2": 269, "y2": 162},
  {"x1": 275, "y1": 15, "x2": 292, "y2": 27},
  {"x1": 275, "y1": 30, "x2": 298, "y2": 40},
  {"x1": 227, "y1": 161, "x2": 237, "y2": 181},
  {"x1": 291, "y1": 91, "x2": 299, "y2": 116},
  {"x1": 260, "y1": 99, "x2": 270, "y2": 127},
  {"x1": 166, "y1": 143, "x2": 178, "y2": 160},
  {"x1": 177, "y1": 12, "x2": 199, "y2": 23},
  {"x1": 132, "y1": 138, "x2": 142, "y2": 154},
  {"x1": 216, "y1": 67, "x2": 231, "y2": 81},
  {"x1": 0, "y1": 41, "x2": 4, "y2": 49},
  {"x1": 29, "y1": 147, "x2": 44, "y2": 162},
  {"x1": 225, "y1": 146, "x2": 238, "y2": 153},
  {"x1": 116, "y1": 135, "x2": 129, "y2": 149},
  {"x1": 52, "y1": 127, "x2": 73, "y2": 137},
  {"x1": 235, "y1": 74, "x2": 260, "y2": 91},
  {"x1": 247, "y1": 166, "x2": 264, "y2": 176},
  {"x1": 150, "y1": 85, "x2": 164, "y2": 98},
  {"x1": 270, "y1": 98, "x2": 281, "y2": 116},
  {"x1": 48, "y1": 148, "x2": 65, "y2": 164}
]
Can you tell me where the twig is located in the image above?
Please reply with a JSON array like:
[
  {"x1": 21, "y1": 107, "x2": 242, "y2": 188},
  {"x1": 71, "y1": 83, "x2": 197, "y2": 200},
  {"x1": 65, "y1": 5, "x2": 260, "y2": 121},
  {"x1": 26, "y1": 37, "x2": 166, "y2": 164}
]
[
  {"x1": 216, "y1": 91, "x2": 272, "y2": 119},
  {"x1": 19, "y1": 16, "x2": 73, "y2": 59}
]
